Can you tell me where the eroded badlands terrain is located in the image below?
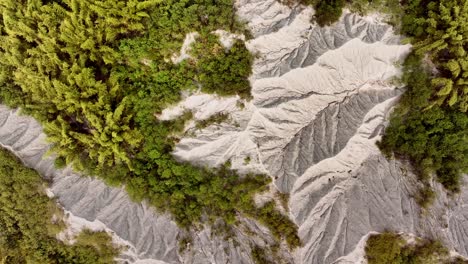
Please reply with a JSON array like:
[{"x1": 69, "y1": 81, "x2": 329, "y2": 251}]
[{"x1": 1, "y1": 1, "x2": 468, "y2": 263}]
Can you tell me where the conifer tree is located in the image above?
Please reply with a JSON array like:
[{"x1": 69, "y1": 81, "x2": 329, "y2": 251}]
[
  {"x1": 414, "y1": 0, "x2": 468, "y2": 111},
  {"x1": 0, "y1": 0, "x2": 155, "y2": 169}
]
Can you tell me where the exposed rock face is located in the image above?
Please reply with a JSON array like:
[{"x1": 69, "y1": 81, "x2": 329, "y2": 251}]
[
  {"x1": 273, "y1": 89, "x2": 401, "y2": 192},
  {"x1": 172, "y1": 8, "x2": 410, "y2": 196},
  {"x1": 2, "y1": 1, "x2": 468, "y2": 264}
]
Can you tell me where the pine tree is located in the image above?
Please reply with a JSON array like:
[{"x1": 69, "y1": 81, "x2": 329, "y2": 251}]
[
  {"x1": 414, "y1": 0, "x2": 468, "y2": 111},
  {"x1": 0, "y1": 0, "x2": 154, "y2": 169}
]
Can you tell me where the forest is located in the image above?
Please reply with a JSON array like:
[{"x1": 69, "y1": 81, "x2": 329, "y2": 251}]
[
  {"x1": 0, "y1": 147, "x2": 119, "y2": 263},
  {"x1": 0, "y1": 0, "x2": 300, "y2": 253},
  {"x1": 378, "y1": 0, "x2": 468, "y2": 199}
]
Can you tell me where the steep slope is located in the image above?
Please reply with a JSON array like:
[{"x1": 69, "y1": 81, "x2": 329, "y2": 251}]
[
  {"x1": 2, "y1": 1, "x2": 468, "y2": 264},
  {"x1": 165, "y1": 1, "x2": 468, "y2": 263},
  {"x1": 0, "y1": 105, "x2": 289, "y2": 264}
]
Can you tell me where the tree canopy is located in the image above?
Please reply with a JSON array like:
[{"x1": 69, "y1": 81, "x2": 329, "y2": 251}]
[
  {"x1": 0, "y1": 0, "x2": 299, "y2": 255},
  {"x1": 402, "y1": 0, "x2": 468, "y2": 112},
  {"x1": 0, "y1": 147, "x2": 119, "y2": 263},
  {"x1": 365, "y1": 232, "x2": 464, "y2": 264},
  {"x1": 379, "y1": 0, "x2": 468, "y2": 199}
]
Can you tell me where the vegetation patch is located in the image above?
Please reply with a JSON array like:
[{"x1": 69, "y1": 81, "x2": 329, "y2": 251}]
[
  {"x1": 0, "y1": 147, "x2": 119, "y2": 263},
  {"x1": 194, "y1": 112, "x2": 230, "y2": 130},
  {"x1": 284, "y1": 0, "x2": 401, "y2": 27},
  {"x1": 191, "y1": 34, "x2": 254, "y2": 99},
  {"x1": 246, "y1": 201, "x2": 301, "y2": 249},
  {"x1": 276, "y1": 191, "x2": 290, "y2": 212},
  {"x1": 365, "y1": 232, "x2": 467, "y2": 264},
  {"x1": 251, "y1": 245, "x2": 273, "y2": 264},
  {"x1": 281, "y1": 0, "x2": 346, "y2": 26},
  {"x1": 309, "y1": 0, "x2": 346, "y2": 26},
  {"x1": 378, "y1": 0, "x2": 468, "y2": 201}
]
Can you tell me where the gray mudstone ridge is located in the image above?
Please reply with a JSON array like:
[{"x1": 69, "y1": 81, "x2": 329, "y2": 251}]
[
  {"x1": 271, "y1": 88, "x2": 402, "y2": 192},
  {"x1": 288, "y1": 95, "x2": 468, "y2": 263},
  {"x1": 235, "y1": 0, "x2": 302, "y2": 37},
  {"x1": 172, "y1": 0, "x2": 468, "y2": 263},
  {"x1": 0, "y1": 105, "x2": 289, "y2": 264},
  {"x1": 251, "y1": 12, "x2": 401, "y2": 79}
]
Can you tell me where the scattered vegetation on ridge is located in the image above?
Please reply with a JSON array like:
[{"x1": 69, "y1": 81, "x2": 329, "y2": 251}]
[
  {"x1": 282, "y1": 0, "x2": 401, "y2": 27},
  {"x1": 299, "y1": 0, "x2": 346, "y2": 26},
  {"x1": 0, "y1": 147, "x2": 119, "y2": 263},
  {"x1": 365, "y1": 232, "x2": 467, "y2": 264},
  {"x1": 251, "y1": 245, "x2": 273, "y2": 264},
  {"x1": 194, "y1": 112, "x2": 230, "y2": 130}
]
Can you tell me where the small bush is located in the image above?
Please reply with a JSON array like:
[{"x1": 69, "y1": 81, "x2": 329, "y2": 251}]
[
  {"x1": 313, "y1": 0, "x2": 346, "y2": 26},
  {"x1": 251, "y1": 245, "x2": 273, "y2": 264},
  {"x1": 415, "y1": 185, "x2": 436, "y2": 209},
  {"x1": 365, "y1": 232, "x2": 405, "y2": 264},
  {"x1": 366, "y1": 232, "x2": 451, "y2": 264}
]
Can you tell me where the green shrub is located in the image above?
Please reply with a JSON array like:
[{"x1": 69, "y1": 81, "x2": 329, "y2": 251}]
[
  {"x1": 365, "y1": 232, "x2": 405, "y2": 264},
  {"x1": 245, "y1": 201, "x2": 301, "y2": 249},
  {"x1": 251, "y1": 245, "x2": 273, "y2": 264},
  {"x1": 288, "y1": 0, "x2": 346, "y2": 26},
  {"x1": 378, "y1": 55, "x2": 468, "y2": 195},
  {"x1": 191, "y1": 34, "x2": 253, "y2": 99},
  {"x1": 0, "y1": 147, "x2": 119, "y2": 263},
  {"x1": 415, "y1": 185, "x2": 436, "y2": 209}
]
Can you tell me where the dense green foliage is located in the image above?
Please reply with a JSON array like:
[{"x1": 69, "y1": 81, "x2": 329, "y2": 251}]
[
  {"x1": 403, "y1": 0, "x2": 468, "y2": 112},
  {"x1": 0, "y1": 0, "x2": 299, "y2": 251},
  {"x1": 378, "y1": 54, "x2": 468, "y2": 193},
  {"x1": 379, "y1": 0, "x2": 468, "y2": 196},
  {"x1": 293, "y1": 0, "x2": 346, "y2": 26},
  {"x1": 365, "y1": 232, "x2": 466, "y2": 264},
  {"x1": 310, "y1": 0, "x2": 346, "y2": 26},
  {"x1": 0, "y1": 147, "x2": 119, "y2": 263}
]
